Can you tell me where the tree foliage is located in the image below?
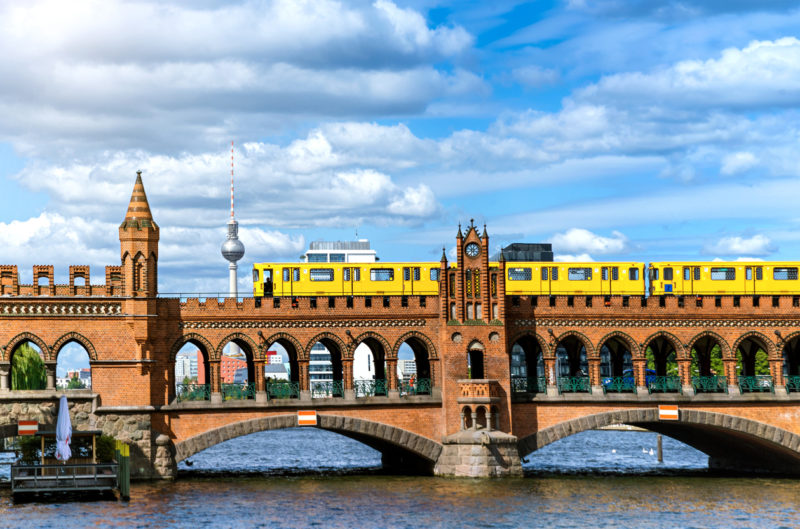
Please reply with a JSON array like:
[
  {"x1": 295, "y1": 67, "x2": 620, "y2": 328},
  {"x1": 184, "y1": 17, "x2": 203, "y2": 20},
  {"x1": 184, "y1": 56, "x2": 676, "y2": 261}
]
[
  {"x1": 67, "y1": 375, "x2": 85, "y2": 389},
  {"x1": 11, "y1": 343, "x2": 47, "y2": 390}
]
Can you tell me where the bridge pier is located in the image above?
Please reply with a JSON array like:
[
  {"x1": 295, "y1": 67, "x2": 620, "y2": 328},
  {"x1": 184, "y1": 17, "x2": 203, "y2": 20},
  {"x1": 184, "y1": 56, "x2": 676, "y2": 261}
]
[{"x1": 434, "y1": 430, "x2": 522, "y2": 478}]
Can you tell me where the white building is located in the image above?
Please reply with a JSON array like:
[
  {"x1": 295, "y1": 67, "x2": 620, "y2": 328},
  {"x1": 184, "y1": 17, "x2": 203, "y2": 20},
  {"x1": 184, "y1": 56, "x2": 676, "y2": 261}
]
[
  {"x1": 398, "y1": 359, "x2": 416, "y2": 382},
  {"x1": 309, "y1": 342, "x2": 333, "y2": 392},
  {"x1": 302, "y1": 240, "x2": 377, "y2": 263}
]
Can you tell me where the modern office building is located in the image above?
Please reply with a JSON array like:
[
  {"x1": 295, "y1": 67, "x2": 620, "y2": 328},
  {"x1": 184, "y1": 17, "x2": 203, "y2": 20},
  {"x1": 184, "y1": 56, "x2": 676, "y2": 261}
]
[{"x1": 302, "y1": 240, "x2": 377, "y2": 263}]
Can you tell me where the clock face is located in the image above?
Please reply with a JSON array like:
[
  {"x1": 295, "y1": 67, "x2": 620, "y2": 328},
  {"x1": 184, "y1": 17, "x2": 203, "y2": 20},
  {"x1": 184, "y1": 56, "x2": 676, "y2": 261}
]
[{"x1": 465, "y1": 242, "x2": 480, "y2": 257}]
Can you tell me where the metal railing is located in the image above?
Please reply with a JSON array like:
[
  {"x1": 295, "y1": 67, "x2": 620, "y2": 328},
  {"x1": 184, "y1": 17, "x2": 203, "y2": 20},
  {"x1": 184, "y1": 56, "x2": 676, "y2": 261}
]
[
  {"x1": 558, "y1": 376, "x2": 591, "y2": 394},
  {"x1": 786, "y1": 375, "x2": 800, "y2": 393},
  {"x1": 354, "y1": 379, "x2": 388, "y2": 397},
  {"x1": 311, "y1": 381, "x2": 344, "y2": 398},
  {"x1": 602, "y1": 377, "x2": 636, "y2": 394},
  {"x1": 399, "y1": 378, "x2": 431, "y2": 396},
  {"x1": 648, "y1": 376, "x2": 682, "y2": 393},
  {"x1": 692, "y1": 375, "x2": 728, "y2": 393},
  {"x1": 11, "y1": 462, "x2": 119, "y2": 493},
  {"x1": 267, "y1": 381, "x2": 300, "y2": 399},
  {"x1": 738, "y1": 375, "x2": 774, "y2": 393},
  {"x1": 222, "y1": 382, "x2": 256, "y2": 400},
  {"x1": 176, "y1": 383, "x2": 211, "y2": 402},
  {"x1": 511, "y1": 376, "x2": 546, "y2": 394}
]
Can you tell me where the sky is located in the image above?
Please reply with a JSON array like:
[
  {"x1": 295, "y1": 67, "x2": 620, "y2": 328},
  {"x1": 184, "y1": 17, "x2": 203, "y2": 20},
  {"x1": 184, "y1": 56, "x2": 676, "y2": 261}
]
[{"x1": 2, "y1": 0, "x2": 800, "y2": 304}]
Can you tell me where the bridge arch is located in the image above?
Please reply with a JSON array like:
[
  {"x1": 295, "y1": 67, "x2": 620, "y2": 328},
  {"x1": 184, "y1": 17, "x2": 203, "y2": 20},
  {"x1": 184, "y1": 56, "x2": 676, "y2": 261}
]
[
  {"x1": 172, "y1": 414, "x2": 443, "y2": 474},
  {"x1": 509, "y1": 331, "x2": 550, "y2": 356},
  {"x1": 732, "y1": 331, "x2": 777, "y2": 358},
  {"x1": 686, "y1": 331, "x2": 731, "y2": 358},
  {"x1": 5, "y1": 332, "x2": 50, "y2": 362},
  {"x1": 52, "y1": 333, "x2": 97, "y2": 362},
  {"x1": 641, "y1": 330, "x2": 685, "y2": 358},
  {"x1": 170, "y1": 333, "x2": 215, "y2": 363},
  {"x1": 517, "y1": 408, "x2": 800, "y2": 474},
  {"x1": 216, "y1": 332, "x2": 259, "y2": 360},
  {"x1": 393, "y1": 331, "x2": 437, "y2": 390},
  {"x1": 553, "y1": 330, "x2": 595, "y2": 356},
  {"x1": 597, "y1": 331, "x2": 639, "y2": 357}
]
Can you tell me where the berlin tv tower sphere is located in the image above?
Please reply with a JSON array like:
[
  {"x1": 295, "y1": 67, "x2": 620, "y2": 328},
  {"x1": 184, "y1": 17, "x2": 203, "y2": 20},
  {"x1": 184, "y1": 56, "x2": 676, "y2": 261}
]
[{"x1": 221, "y1": 219, "x2": 245, "y2": 263}]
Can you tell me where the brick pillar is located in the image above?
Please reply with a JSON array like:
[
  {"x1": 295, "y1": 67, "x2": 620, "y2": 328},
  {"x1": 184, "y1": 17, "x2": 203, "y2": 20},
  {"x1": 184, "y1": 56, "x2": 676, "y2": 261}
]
[
  {"x1": 544, "y1": 356, "x2": 557, "y2": 395},
  {"x1": 723, "y1": 358, "x2": 739, "y2": 395},
  {"x1": 386, "y1": 359, "x2": 398, "y2": 392},
  {"x1": 210, "y1": 361, "x2": 222, "y2": 403},
  {"x1": 254, "y1": 359, "x2": 267, "y2": 403},
  {"x1": 298, "y1": 359, "x2": 310, "y2": 401},
  {"x1": 343, "y1": 359, "x2": 355, "y2": 400},
  {"x1": 678, "y1": 357, "x2": 693, "y2": 395},
  {"x1": 587, "y1": 356, "x2": 600, "y2": 389},
  {"x1": 633, "y1": 358, "x2": 648, "y2": 395},
  {"x1": 771, "y1": 359, "x2": 785, "y2": 387}
]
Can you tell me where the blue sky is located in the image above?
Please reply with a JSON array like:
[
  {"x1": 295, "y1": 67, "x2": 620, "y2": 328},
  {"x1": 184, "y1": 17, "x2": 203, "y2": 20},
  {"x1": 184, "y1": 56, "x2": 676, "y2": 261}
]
[{"x1": 2, "y1": 0, "x2": 800, "y2": 297}]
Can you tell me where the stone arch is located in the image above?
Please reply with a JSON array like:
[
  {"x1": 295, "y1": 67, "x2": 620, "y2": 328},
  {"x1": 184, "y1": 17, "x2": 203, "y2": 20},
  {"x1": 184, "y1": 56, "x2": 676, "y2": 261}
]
[
  {"x1": 509, "y1": 331, "x2": 550, "y2": 356},
  {"x1": 641, "y1": 330, "x2": 685, "y2": 358},
  {"x1": 596, "y1": 331, "x2": 640, "y2": 357},
  {"x1": 732, "y1": 331, "x2": 777, "y2": 358},
  {"x1": 517, "y1": 408, "x2": 800, "y2": 474},
  {"x1": 686, "y1": 331, "x2": 732, "y2": 359},
  {"x1": 261, "y1": 332, "x2": 305, "y2": 361},
  {"x1": 170, "y1": 333, "x2": 215, "y2": 362},
  {"x1": 5, "y1": 332, "x2": 50, "y2": 362},
  {"x1": 467, "y1": 339, "x2": 484, "y2": 351},
  {"x1": 352, "y1": 331, "x2": 391, "y2": 359},
  {"x1": 52, "y1": 333, "x2": 97, "y2": 362},
  {"x1": 306, "y1": 332, "x2": 349, "y2": 359},
  {"x1": 215, "y1": 332, "x2": 259, "y2": 360},
  {"x1": 553, "y1": 330, "x2": 595, "y2": 356},
  {"x1": 391, "y1": 331, "x2": 438, "y2": 360},
  {"x1": 172, "y1": 414, "x2": 443, "y2": 473}
]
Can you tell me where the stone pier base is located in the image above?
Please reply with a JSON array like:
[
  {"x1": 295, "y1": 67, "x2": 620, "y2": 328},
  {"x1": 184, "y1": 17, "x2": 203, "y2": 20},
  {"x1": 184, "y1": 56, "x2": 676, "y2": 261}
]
[{"x1": 434, "y1": 430, "x2": 522, "y2": 477}]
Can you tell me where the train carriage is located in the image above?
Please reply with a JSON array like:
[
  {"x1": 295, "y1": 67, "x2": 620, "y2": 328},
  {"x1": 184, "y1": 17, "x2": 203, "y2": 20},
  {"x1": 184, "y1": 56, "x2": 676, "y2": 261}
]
[
  {"x1": 504, "y1": 262, "x2": 646, "y2": 296},
  {"x1": 650, "y1": 262, "x2": 800, "y2": 296}
]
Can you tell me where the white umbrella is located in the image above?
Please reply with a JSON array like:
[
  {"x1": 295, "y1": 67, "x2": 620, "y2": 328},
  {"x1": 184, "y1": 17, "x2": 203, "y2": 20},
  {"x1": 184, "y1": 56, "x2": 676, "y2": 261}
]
[{"x1": 55, "y1": 395, "x2": 72, "y2": 462}]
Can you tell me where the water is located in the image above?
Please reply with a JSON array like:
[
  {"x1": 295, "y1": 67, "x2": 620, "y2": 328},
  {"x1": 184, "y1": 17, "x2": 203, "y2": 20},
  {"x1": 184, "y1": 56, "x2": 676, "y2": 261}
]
[{"x1": 1, "y1": 429, "x2": 799, "y2": 528}]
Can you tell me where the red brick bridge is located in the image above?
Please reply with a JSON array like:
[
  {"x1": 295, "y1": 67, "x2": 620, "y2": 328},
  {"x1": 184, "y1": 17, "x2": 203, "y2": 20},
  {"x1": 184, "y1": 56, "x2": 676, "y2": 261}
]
[{"x1": 2, "y1": 174, "x2": 800, "y2": 478}]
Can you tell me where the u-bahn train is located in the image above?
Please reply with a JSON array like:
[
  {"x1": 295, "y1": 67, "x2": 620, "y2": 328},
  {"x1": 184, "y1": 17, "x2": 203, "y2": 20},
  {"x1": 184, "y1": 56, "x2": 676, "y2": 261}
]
[{"x1": 252, "y1": 260, "x2": 800, "y2": 297}]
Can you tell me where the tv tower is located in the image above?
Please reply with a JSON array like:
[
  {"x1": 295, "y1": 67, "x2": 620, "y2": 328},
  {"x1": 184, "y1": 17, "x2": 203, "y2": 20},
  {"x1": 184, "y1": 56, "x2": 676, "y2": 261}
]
[{"x1": 221, "y1": 141, "x2": 245, "y2": 326}]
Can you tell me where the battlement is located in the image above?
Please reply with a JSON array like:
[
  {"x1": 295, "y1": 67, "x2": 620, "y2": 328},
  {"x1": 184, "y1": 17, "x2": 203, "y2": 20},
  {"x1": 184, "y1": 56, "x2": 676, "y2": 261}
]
[{"x1": 0, "y1": 265, "x2": 124, "y2": 297}]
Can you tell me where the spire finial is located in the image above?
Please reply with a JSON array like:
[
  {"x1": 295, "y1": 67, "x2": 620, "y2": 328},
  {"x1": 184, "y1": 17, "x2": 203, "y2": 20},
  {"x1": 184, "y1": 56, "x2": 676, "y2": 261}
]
[{"x1": 230, "y1": 140, "x2": 235, "y2": 219}]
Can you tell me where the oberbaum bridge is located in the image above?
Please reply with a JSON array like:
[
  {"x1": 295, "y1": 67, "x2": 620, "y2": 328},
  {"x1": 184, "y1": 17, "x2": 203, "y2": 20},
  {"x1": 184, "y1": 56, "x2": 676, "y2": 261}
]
[{"x1": 2, "y1": 173, "x2": 800, "y2": 479}]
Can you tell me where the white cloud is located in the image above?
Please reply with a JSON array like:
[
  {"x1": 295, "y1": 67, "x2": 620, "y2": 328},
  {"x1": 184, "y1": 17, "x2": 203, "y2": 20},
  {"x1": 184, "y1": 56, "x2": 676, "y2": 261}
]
[
  {"x1": 704, "y1": 234, "x2": 775, "y2": 256},
  {"x1": 721, "y1": 151, "x2": 758, "y2": 175},
  {"x1": 550, "y1": 228, "x2": 629, "y2": 255}
]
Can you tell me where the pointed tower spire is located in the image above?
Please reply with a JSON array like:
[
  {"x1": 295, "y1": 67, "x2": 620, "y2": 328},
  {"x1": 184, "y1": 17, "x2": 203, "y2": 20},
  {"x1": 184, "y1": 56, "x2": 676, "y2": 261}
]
[
  {"x1": 441, "y1": 246, "x2": 448, "y2": 263},
  {"x1": 121, "y1": 171, "x2": 157, "y2": 229}
]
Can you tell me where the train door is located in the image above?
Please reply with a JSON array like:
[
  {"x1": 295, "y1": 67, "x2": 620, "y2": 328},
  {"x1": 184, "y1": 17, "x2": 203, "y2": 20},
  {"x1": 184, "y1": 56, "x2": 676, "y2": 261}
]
[
  {"x1": 540, "y1": 266, "x2": 550, "y2": 295},
  {"x1": 260, "y1": 268, "x2": 273, "y2": 297},
  {"x1": 683, "y1": 266, "x2": 692, "y2": 295},
  {"x1": 600, "y1": 266, "x2": 617, "y2": 295},
  {"x1": 402, "y1": 266, "x2": 419, "y2": 295},
  {"x1": 342, "y1": 267, "x2": 360, "y2": 296},
  {"x1": 744, "y1": 266, "x2": 760, "y2": 294},
  {"x1": 281, "y1": 267, "x2": 300, "y2": 296}
]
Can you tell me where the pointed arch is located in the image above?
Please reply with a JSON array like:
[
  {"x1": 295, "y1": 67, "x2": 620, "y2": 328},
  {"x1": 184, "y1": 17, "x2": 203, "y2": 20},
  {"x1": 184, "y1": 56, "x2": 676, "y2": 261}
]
[
  {"x1": 261, "y1": 332, "x2": 305, "y2": 361},
  {"x1": 553, "y1": 330, "x2": 595, "y2": 356},
  {"x1": 215, "y1": 332, "x2": 259, "y2": 359},
  {"x1": 686, "y1": 331, "x2": 732, "y2": 359},
  {"x1": 306, "y1": 332, "x2": 349, "y2": 359},
  {"x1": 170, "y1": 333, "x2": 215, "y2": 362},
  {"x1": 596, "y1": 331, "x2": 640, "y2": 357},
  {"x1": 52, "y1": 333, "x2": 97, "y2": 362},
  {"x1": 352, "y1": 331, "x2": 391, "y2": 358},
  {"x1": 5, "y1": 332, "x2": 50, "y2": 362},
  {"x1": 641, "y1": 330, "x2": 685, "y2": 358},
  {"x1": 509, "y1": 331, "x2": 550, "y2": 356},
  {"x1": 732, "y1": 331, "x2": 777, "y2": 358},
  {"x1": 467, "y1": 339, "x2": 485, "y2": 351},
  {"x1": 391, "y1": 331, "x2": 438, "y2": 360}
]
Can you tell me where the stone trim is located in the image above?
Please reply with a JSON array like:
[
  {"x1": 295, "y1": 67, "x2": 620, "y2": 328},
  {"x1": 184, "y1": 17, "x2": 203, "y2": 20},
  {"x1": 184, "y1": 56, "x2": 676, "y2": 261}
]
[
  {"x1": 517, "y1": 318, "x2": 800, "y2": 328},
  {"x1": 181, "y1": 319, "x2": 426, "y2": 330},
  {"x1": 0, "y1": 302, "x2": 122, "y2": 316}
]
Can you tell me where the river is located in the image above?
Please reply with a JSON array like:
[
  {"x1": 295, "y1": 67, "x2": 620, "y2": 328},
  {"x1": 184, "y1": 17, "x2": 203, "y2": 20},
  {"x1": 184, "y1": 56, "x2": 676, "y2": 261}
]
[{"x1": 0, "y1": 428, "x2": 798, "y2": 528}]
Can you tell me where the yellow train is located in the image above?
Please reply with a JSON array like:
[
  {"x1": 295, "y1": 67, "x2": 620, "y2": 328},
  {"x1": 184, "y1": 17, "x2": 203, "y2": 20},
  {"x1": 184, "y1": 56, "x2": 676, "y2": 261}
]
[
  {"x1": 503, "y1": 262, "x2": 645, "y2": 295},
  {"x1": 649, "y1": 262, "x2": 800, "y2": 295}
]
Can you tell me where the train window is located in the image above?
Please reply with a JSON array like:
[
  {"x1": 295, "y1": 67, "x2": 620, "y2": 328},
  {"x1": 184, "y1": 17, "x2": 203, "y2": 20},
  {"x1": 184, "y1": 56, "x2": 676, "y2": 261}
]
[
  {"x1": 414, "y1": 268, "x2": 421, "y2": 281},
  {"x1": 283, "y1": 268, "x2": 290, "y2": 282},
  {"x1": 683, "y1": 268, "x2": 691, "y2": 281},
  {"x1": 756, "y1": 267, "x2": 762, "y2": 280},
  {"x1": 430, "y1": 269, "x2": 440, "y2": 281},
  {"x1": 344, "y1": 268, "x2": 350, "y2": 281},
  {"x1": 612, "y1": 267, "x2": 618, "y2": 281},
  {"x1": 551, "y1": 267, "x2": 558, "y2": 281},
  {"x1": 746, "y1": 268, "x2": 752, "y2": 280},
  {"x1": 253, "y1": 269, "x2": 259, "y2": 282},
  {"x1": 508, "y1": 268, "x2": 532, "y2": 281},
  {"x1": 371, "y1": 269, "x2": 394, "y2": 281},
  {"x1": 310, "y1": 268, "x2": 334, "y2": 281},
  {"x1": 663, "y1": 267, "x2": 673, "y2": 281},
  {"x1": 774, "y1": 267, "x2": 798, "y2": 280},
  {"x1": 329, "y1": 253, "x2": 345, "y2": 263},
  {"x1": 568, "y1": 268, "x2": 592, "y2": 281},
  {"x1": 354, "y1": 268, "x2": 360, "y2": 281},
  {"x1": 602, "y1": 267, "x2": 608, "y2": 281},
  {"x1": 694, "y1": 267, "x2": 700, "y2": 280},
  {"x1": 629, "y1": 268, "x2": 639, "y2": 280},
  {"x1": 541, "y1": 268, "x2": 548, "y2": 280},
  {"x1": 293, "y1": 268, "x2": 300, "y2": 282},
  {"x1": 404, "y1": 268, "x2": 411, "y2": 281},
  {"x1": 711, "y1": 268, "x2": 736, "y2": 280}
]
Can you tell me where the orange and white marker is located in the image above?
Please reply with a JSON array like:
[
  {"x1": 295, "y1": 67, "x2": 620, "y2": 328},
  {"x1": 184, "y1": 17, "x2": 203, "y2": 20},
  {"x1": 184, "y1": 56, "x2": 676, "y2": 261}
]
[
  {"x1": 298, "y1": 410, "x2": 317, "y2": 426},
  {"x1": 18, "y1": 420, "x2": 38, "y2": 435},
  {"x1": 658, "y1": 405, "x2": 679, "y2": 421}
]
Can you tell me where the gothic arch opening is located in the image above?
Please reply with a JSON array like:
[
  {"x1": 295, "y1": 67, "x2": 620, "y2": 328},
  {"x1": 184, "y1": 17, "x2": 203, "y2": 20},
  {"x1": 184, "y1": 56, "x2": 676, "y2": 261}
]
[
  {"x1": 262, "y1": 336, "x2": 301, "y2": 399},
  {"x1": 395, "y1": 336, "x2": 432, "y2": 395},
  {"x1": 173, "y1": 340, "x2": 212, "y2": 402},
  {"x1": 55, "y1": 341, "x2": 92, "y2": 390},
  {"x1": 690, "y1": 334, "x2": 726, "y2": 393},
  {"x1": 510, "y1": 334, "x2": 545, "y2": 393},
  {"x1": 309, "y1": 338, "x2": 344, "y2": 398},
  {"x1": 9, "y1": 340, "x2": 46, "y2": 391},
  {"x1": 353, "y1": 337, "x2": 387, "y2": 397},
  {"x1": 219, "y1": 338, "x2": 257, "y2": 400}
]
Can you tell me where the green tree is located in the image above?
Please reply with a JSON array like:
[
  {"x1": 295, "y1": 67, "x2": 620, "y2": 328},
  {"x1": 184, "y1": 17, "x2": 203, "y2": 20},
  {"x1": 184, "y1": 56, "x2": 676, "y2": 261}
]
[
  {"x1": 690, "y1": 344, "x2": 725, "y2": 377},
  {"x1": 67, "y1": 375, "x2": 85, "y2": 389},
  {"x1": 11, "y1": 343, "x2": 47, "y2": 390}
]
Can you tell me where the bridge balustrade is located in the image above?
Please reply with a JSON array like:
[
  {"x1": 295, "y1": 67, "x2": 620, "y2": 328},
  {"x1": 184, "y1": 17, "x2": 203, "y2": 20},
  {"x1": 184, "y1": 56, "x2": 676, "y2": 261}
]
[
  {"x1": 647, "y1": 376, "x2": 682, "y2": 394},
  {"x1": 176, "y1": 384, "x2": 211, "y2": 402},
  {"x1": 266, "y1": 381, "x2": 300, "y2": 399},
  {"x1": 786, "y1": 376, "x2": 800, "y2": 393},
  {"x1": 511, "y1": 376, "x2": 546, "y2": 394},
  {"x1": 354, "y1": 379, "x2": 388, "y2": 397},
  {"x1": 601, "y1": 377, "x2": 636, "y2": 394},
  {"x1": 398, "y1": 378, "x2": 431, "y2": 396},
  {"x1": 557, "y1": 376, "x2": 591, "y2": 394},
  {"x1": 738, "y1": 375, "x2": 774, "y2": 393},
  {"x1": 221, "y1": 383, "x2": 256, "y2": 400},
  {"x1": 692, "y1": 376, "x2": 728, "y2": 393}
]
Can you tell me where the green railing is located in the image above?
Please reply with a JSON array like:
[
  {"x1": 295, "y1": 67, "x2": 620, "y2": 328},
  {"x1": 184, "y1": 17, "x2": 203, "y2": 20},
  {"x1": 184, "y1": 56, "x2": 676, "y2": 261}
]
[
  {"x1": 399, "y1": 378, "x2": 431, "y2": 396},
  {"x1": 511, "y1": 376, "x2": 546, "y2": 394},
  {"x1": 692, "y1": 375, "x2": 727, "y2": 393},
  {"x1": 786, "y1": 375, "x2": 800, "y2": 393},
  {"x1": 648, "y1": 376, "x2": 682, "y2": 394},
  {"x1": 557, "y1": 376, "x2": 591, "y2": 394},
  {"x1": 176, "y1": 383, "x2": 211, "y2": 402},
  {"x1": 602, "y1": 377, "x2": 636, "y2": 394},
  {"x1": 267, "y1": 381, "x2": 300, "y2": 399},
  {"x1": 311, "y1": 381, "x2": 344, "y2": 398},
  {"x1": 222, "y1": 382, "x2": 256, "y2": 400},
  {"x1": 354, "y1": 379, "x2": 388, "y2": 397},
  {"x1": 738, "y1": 375, "x2": 774, "y2": 393}
]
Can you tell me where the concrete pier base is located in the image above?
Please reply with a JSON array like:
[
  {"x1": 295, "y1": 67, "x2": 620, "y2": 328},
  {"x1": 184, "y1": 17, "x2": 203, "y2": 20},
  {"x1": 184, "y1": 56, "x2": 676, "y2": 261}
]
[{"x1": 434, "y1": 430, "x2": 522, "y2": 478}]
